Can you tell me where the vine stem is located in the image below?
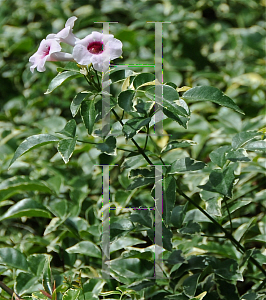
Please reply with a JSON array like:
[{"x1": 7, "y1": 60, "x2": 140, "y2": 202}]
[
  {"x1": 176, "y1": 185, "x2": 266, "y2": 281},
  {"x1": 0, "y1": 281, "x2": 22, "y2": 300},
  {"x1": 111, "y1": 108, "x2": 153, "y2": 165},
  {"x1": 224, "y1": 195, "x2": 233, "y2": 233},
  {"x1": 82, "y1": 73, "x2": 266, "y2": 288},
  {"x1": 77, "y1": 139, "x2": 137, "y2": 153},
  {"x1": 156, "y1": 157, "x2": 266, "y2": 284}
]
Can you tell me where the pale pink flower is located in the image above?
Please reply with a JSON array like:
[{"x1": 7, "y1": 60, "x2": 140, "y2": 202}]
[
  {"x1": 47, "y1": 16, "x2": 79, "y2": 46},
  {"x1": 72, "y1": 31, "x2": 123, "y2": 72},
  {"x1": 29, "y1": 38, "x2": 73, "y2": 73}
]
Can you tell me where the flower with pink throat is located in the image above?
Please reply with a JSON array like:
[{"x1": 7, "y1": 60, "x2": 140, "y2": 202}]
[
  {"x1": 29, "y1": 37, "x2": 73, "y2": 73},
  {"x1": 47, "y1": 16, "x2": 79, "y2": 46},
  {"x1": 72, "y1": 31, "x2": 123, "y2": 72}
]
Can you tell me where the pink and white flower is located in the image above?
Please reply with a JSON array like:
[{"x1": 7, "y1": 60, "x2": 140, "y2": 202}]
[
  {"x1": 72, "y1": 31, "x2": 122, "y2": 72},
  {"x1": 47, "y1": 16, "x2": 79, "y2": 46},
  {"x1": 29, "y1": 38, "x2": 73, "y2": 73}
]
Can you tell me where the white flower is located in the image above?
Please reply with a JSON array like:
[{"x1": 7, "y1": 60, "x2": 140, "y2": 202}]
[
  {"x1": 29, "y1": 37, "x2": 73, "y2": 73},
  {"x1": 47, "y1": 16, "x2": 79, "y2": 46},
  {"x1": 72, "y1": 31, "x2": 122, "y2": 72}
]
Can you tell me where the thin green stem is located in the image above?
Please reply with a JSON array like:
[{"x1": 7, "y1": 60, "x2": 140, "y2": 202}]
[
  {"x1": 111, "y1": 108, "x2": 153, "y2": 165},
  {"x1": 77, "y1": 139, "x2": 137, "y2": 153},
  {"x1": 144, "y1": 125, "x2": 149, "y2": 151},
  {"x1": 77, "y1": 139, "x2": 98, "y2": 145},
  {"x1": 224, "y1": 196, "x2": 233, "y2": 233},
  {"x1": 159, "y1": 157, "x2": 266, "y2": 282},
  {"x1": 177, "y1": 187, "x2": 266, "y2": 279},
  {"x1": 83, "y1": 75, "x2": 91, "y2": 86},
  {"x1": 95, "y1": 69, "x2": 101, "y2": 90}
]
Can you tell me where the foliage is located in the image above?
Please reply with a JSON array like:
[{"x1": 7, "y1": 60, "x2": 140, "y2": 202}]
[{"x1": 0, "y1": 1, "x2": 265, "y2": 300}]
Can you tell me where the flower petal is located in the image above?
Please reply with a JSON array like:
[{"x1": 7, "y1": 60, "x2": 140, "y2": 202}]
[
  {"x1": 65, "y1": 16, "x2": 77, "y2": 28},
  {"x1": 72, "y1": 31, "x2": 122, "y2": 71}
]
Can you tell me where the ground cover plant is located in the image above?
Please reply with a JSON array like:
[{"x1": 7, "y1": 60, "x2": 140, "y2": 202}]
[{"x1": 0, "y1": 0, "x2": 265, "y2": 299}]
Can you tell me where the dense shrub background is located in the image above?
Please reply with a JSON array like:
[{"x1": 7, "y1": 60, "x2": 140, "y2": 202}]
[{"x1": 0, "y1": 0, "x2": 265, "y2": 299}]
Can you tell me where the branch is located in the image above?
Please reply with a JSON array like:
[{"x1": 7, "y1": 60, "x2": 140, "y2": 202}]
[{"x1": 0, "y1": 281, "x2": 23, "y2": 300}]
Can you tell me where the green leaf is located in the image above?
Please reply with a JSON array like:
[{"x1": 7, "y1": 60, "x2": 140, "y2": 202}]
[
  {"x1": 64, "y1": 217, "x2": 89, "y2": 238},
  {"x1": 57, "y1": 61, "x2": 80, "y2": 72},
  {"x1": 45, "y1": 71, "x2": 82, "y2": 94},
  {"x1": 133, "y1": 73, "x2": 155, "y2": 89},
  {"x1": 96, "y1": 136, "x2": 116, "y2": 155},
  {"x1": 81, "y1": 100, "x2": 96, "y2": 135},
  {"x1": 110, "y1": 219, "x2": 134, "y2": 240},
  {"x1": 162, "y1": 224, "x2": 173, "y2": 251},
  {"x1": 231, "y1": 131, "x2": 261, "y2": 149},
  {"x1": 166, "y1": 250, "x2": 186, "y2": 265},
  {"x1": 182, "y1": 86, "x2": 244, "y2": 114},
  {"x1": 0, "y1": 248, "x2": 28, "y2": 271},
  {"x1": 57, "y1": 119, "x2": 76, "y2": 138},
  {"x1": 121, "y1": 154, "x2": 147, "y2": 170},
  {"x1": 9, "y1": 134, "x2": 59, "y2": 167},
  {"x1": 126, "y1": 177, "x2": 155, "y2": 190},
  {"x1": 70, "y1": 92, "x2": 90, "y2": 117},
  {"x1": 110, "y1": 237, "x2": 146, "y2": 253},
  {"x1": 145, "y1": 85, "x2": 189, "y2": 121},
  {"x1": 110, "y1": 258, "x2": 154, "y2": 282},
  {"x1": 233, "y1": 217, "x2": 256, "y2": 242},
  {"x1": 161, "y1": 140, "x2": 196, "y2": 153},
  {"x1": 27, "y1": 254, "x2": 52, "y2": 276},
  {"x1": 32, "y1": 291, "x2": 50, "y2": 300},
  {"x1": 0, "y1": 198, "x2": 52, "y2": 221},
  {"x1": 46, "y1": 175, "x2": 62, "y2": 195},
  {"x1": 44, "y1": 217, "x2": 64, "y2": 236},
  {"x1": 166, "y1": 294, "x2": 189, "y2": 300},
  {"x1": 147, "y1": 223, "x2": 173, "y2": 251},
  {"x1": 171, "y1": 256, "x2": 208, "y2": 277},
  {"x1": 42, "y1": 257, "x2": 53, "y2": 295},
  {"x1": 122, "y1": 117, "x2": 151, "y2": 139},
  {"x1": 0, "y1": 176, "x2": 52, "y2": 201},
  {"x1": 180, "y1": 221, "x2": 201, "y2": 235},
  {"x1": 48, "y1": 199, "x2": 68, "y2": 219},
  {"x1": 130, "y1": 210, "x2": 153, "y2": 228},
  {"x1": 109, "y1": 69, "x2": 134, "y2": 83},
  {"x1": 57, "y1": 137, "x2": 77, "y2": 163},
  {"x1": 129, "y1": 167, "x2": 154, "y2": 179},
  {"x1": 66, "y1": 241, "x2": 101, "y2": 258},
  {"x1": 168, "y1": 157, "x2": 205, "y2": 174},
  {"x1": 198, "y1": 164, "x2": 236, "y2": 198},
  {"x1": 201, "y1": 191, "x2": 222, "y2": 217},
  {"x1": 163, "y1": 176, "x2": 176, "y2": 225},
  {"x1": 145, "y1": 85, "x2": 190, "y2": 128},
  {"x1": 94, "y1": 96, "x2": 117, "y2": 123},
  {"x1": 244, "y1": 140, "x2": 266, "y2": 151},
  {"x1": 216, "y1": 277, "x2": 240, "y2": 300},
  {"x1": 134, "y1": 97, "x2": 154, "y2": 115},
  {"x1": 15, "y1": 272, "x2": 38, "y2": 295},
  {"x1": 240, "y1": 291, "x2": 258, "y2": 300},
  {"x1": 171, "y1": 203, "x2": 188, "y2": 228},
  {"x1": 214, "y1": 259, "x2": 243, "y2": 281},
  {"x1": 209, "y1": 146, "x2": 230, "y2": 168},
  {"x1": 226, "y1": 148, "x2": 250, "y2": 162},
  {"x1": 191, "y1": 292, "x2": 207, "y2": 300},
  {"x1": 128, "y1": 280, "x2": 154, "y2": 291},
  {"x1": 118, "y1": 90, "x2": 135, "y2": 112},
  {"x1": 183, "y1": 273, "x2": 201, "y2": 297},
  {"x1": 62, "y1": 289, "x2": 80, "y2": 300}
]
